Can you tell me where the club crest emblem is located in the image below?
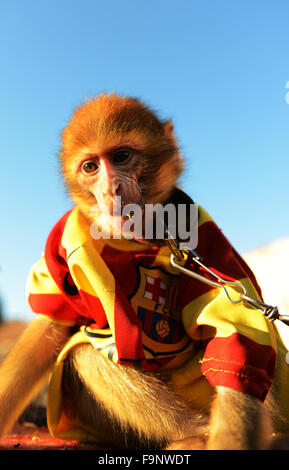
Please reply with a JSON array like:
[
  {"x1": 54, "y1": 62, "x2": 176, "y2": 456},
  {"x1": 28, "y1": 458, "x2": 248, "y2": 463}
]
[{"x1": 128, "y1": 265, "x2": 191, "y2": 352}]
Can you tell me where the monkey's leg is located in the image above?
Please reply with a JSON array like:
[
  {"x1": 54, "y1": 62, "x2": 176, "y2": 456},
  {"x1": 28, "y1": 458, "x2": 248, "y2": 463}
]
[{"x1": 64, "y1": 344, "x2": 208, "y2": 449}]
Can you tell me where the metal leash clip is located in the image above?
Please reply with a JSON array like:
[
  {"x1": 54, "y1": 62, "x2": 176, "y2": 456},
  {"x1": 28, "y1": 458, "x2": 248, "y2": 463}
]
[{"x1": 165, "y1": 232, "x2": 289, "y2": 326}]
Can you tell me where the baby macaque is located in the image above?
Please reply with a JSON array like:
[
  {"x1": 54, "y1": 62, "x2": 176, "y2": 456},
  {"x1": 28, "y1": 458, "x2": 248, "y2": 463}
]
[{"x1": 0, "y1": 93, "x2": 287, "y2": 450}]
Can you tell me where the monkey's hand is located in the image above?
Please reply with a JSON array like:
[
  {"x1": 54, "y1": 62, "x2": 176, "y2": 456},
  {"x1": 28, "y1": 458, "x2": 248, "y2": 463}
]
[
  {"x1": 165, "y1": 436, "x2": 207, "y2": 450},
  {"x1": 0, "y1": 315, "x2": 69, "y2": 437},
  {"x1": 206, "y1": 386, "x2": 273, "y2": 450},
  {"x1": 269, "y1": 434, "x2": 289, "y2": 450}
]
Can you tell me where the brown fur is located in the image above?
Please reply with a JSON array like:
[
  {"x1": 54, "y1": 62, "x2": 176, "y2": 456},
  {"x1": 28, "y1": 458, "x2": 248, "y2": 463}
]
[
  {"x1": 60, "y1": 94, "x2": 183, "y2": 217},
  {"x1": 207, "y1": 386, "x2": 272, "y2": 450},
  {"x1": 0, "y1": 94, "x2": 277, "y2": 449},
  {"x1": 0, "y1": 316, "x2": 69, "y2": 436},
  {"x1": 64, "y1": 344, "x2": 208, "y2": 449}
]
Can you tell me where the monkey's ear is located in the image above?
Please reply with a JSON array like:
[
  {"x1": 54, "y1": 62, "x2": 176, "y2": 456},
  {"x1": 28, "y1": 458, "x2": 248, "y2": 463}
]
[
  {"x1": 163, "y1": 120, "x2": 174, "y2": 139},
  {"x1": 163, "y1": 120, "x2": 179, "y2": 149}
]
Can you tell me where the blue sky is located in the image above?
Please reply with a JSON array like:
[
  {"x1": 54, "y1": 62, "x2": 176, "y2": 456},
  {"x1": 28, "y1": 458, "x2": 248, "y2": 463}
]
[{"x1": 0, "y1": 0, "x2": 289, "y2": 321}]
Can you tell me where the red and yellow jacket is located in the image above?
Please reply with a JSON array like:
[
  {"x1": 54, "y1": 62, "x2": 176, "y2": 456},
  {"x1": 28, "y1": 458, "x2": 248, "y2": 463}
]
[{"x1": 26, "y1": 204, "x2": 281, "y2": 440}]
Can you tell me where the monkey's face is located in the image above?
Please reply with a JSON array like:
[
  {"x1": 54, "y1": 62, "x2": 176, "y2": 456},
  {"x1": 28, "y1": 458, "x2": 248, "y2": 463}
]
[
  {"x1": 60, "y1": 94, "x2": 183, "y2": 240},
  {"x1": 73, "y1": 139, "x2": 144, "y2": 216}
]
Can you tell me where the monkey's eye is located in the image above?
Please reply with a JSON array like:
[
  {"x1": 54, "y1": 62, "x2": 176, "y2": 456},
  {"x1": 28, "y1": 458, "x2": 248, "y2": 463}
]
[
  {"x1": 81, "y1": 160, "x2": 99, "y2": 174},
  {"x1": 112, "y1": 150, "x2": 131, "y2": 164}
]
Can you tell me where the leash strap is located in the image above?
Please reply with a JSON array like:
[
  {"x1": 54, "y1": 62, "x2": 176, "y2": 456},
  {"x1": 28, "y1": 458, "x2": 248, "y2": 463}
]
[{"x1": 166, "y1": 234, "x2": 289, "y2": 326}]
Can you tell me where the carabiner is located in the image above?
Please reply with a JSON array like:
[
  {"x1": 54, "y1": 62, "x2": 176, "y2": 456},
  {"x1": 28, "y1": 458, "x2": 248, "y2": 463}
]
[{"x1": 171, "y1": 250, "x2": 289, "y2": 325}]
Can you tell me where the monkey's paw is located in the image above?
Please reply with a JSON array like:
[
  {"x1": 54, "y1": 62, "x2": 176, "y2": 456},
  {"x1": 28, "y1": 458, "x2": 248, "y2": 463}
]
[
  {"x1": 269, "y1": 434, "x2": 289, "y2": 450},
  {"x1": 165, "y1": 436, "x2": 206, "y2": 450}
]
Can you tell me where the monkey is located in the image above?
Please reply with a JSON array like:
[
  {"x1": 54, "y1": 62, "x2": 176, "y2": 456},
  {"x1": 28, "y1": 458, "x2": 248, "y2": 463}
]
[{"x1": 0, "y1": 93, "x2": 288, "y2": 450}]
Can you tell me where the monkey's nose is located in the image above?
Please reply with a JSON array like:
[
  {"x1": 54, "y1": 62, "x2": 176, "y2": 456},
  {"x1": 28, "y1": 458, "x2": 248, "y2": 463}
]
[{"x1": 111, "y1": 180, "x2": 121, "y2": 196}]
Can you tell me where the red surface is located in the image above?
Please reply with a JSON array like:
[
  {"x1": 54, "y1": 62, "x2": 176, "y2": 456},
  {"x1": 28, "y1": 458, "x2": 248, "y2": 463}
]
[{"x1": 0, "y1": 422, "x2": 109, "y2": 450}]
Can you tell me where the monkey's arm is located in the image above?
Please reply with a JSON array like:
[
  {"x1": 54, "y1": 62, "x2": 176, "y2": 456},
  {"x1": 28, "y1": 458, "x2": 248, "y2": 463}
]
[
  {"x1": 166, "y1": 386, "x2": 272, "y2": 450},
  {"x1": 206, "y1": 386, "x2": 272, "y2": 450},
  {"x1": 0, "y1": 315, "x2": 69, "y2": 436}
]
